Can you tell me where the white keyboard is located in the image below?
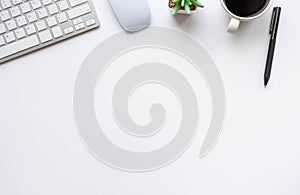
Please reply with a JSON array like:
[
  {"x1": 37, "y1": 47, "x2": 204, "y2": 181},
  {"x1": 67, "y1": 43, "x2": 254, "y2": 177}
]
[{"x1": 0, "y1": 0, "x2": 99, "y2": 64}]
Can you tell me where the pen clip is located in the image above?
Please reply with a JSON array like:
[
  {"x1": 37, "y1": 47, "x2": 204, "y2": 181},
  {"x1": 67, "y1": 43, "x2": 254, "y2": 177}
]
[{"x1": 269, "y1": 8, "x2": 276, "y2": 34}]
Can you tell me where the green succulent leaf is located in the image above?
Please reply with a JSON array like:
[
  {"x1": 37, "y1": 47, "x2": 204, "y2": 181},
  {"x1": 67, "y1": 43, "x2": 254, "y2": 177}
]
[
  {"x1": 171, "y1": 0, "x2": 204, "y2": 15},
  {"x1": 190, "y1": 0, "x2": 204, "y2": 8},
  {"x1": 184, "y1": 3, "x2": 191, "y2": 14},
  {"x1": 172, "y1": 3, "x2": 181, "y2": 15},
  {"x1": 181, "y1": 0, "x2": 185, "y2": 7}
]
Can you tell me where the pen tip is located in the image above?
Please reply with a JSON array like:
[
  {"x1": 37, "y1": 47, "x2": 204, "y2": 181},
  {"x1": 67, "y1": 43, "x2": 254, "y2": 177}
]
[{"x1": 264, "y1": 78, "x2": 269, "y2": 87}]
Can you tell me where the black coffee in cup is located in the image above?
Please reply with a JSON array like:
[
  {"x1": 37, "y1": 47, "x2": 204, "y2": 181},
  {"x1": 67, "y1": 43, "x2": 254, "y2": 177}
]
[{"x1": 224, "y1": 0, "x2": 268, "y2": 17}]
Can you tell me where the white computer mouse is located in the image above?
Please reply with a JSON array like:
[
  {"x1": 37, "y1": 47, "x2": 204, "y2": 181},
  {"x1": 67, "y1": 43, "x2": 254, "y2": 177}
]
[{"x1": 109, "y1": 0, "x2": 151, "y2": 32}]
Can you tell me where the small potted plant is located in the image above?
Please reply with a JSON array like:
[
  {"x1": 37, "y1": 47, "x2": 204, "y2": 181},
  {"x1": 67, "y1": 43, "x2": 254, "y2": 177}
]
[{"x1": 169, "y1": 0, "x2": 204, "y2": 15}]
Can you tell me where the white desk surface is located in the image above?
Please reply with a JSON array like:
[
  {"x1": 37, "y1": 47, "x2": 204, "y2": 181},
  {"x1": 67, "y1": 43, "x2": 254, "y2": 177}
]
[{"x1": 0, "y1": 0, "x2": 299, "y2": 194}]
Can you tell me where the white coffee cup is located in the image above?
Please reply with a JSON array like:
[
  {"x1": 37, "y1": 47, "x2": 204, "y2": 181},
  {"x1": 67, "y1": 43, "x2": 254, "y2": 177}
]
[{"x1": 220, "y1": 0, "x2": 273, "y2": 33}]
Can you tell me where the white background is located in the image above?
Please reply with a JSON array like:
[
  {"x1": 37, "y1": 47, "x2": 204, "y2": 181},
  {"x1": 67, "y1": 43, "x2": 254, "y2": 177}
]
[{"x1": 1, "y1": 0, "x2": 300, "y2": 194}]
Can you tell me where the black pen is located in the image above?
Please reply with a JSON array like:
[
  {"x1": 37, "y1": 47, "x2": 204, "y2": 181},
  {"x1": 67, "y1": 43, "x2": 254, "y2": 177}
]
[{"x1": 264, "y1": 7, "x2": 281, "y2": 87}]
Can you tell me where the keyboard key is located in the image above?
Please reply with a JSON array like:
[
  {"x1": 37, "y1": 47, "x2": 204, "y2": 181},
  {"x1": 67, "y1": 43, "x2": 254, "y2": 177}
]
[
  {"x1": 75, "y1": 22, "x2": 84, "y2": 31},
  {"x1": 73, "y1": 17, "x2": 82, "y2": 25},
  {"x1": 15, "y1": 28, "x2": 26, "y2": 39},
  {"x1": 5, "y1": 19, "x2": 17, "y2": 31},
  {"x1": 10, "y1": 6, "x2": 21, "y2": 17},
  {"x1": 36, "y1": 20, "x2": 47, "y2": 31},
  {"x1": 20, "y1": 2, "x2": 32, "y2": 14},
  {"x1": 67, "y1": 3, "x2": 91, "y2": 19},
  {"x1": 57, "y1": 12, "x2": 67, "y2": 23},
  {"x1": 0, "y1": 23, "x2": 6, "y2": 34},
  {"x1": 58, "y1": 0, "x2": 69, "y2": 11},
  {"x1": 25, "y1": 24, "x2": 36, "y2": 35},
  {"x1": 37, "y1": 7, "x2": 48, "y2": 18},
  {"x1": 68, "y1": 0, "x2": 87, "y2": 7},
  {"x1": 16, "y1": 15, "x2": 27, "y2": 27},
  {"x1": 51, "y1": 26, "x2": 63, "y2": 38},
  {"x1": 46, "y1": 16, "x2": 57, "y2": 27},
  {"x1": 86, "y1": 18, "x2": 95, "y2": 26},
  {"x1": 0, "y1": 35, "x2": 40, "y2": 59},
  {"x1": 27, "y1": 12, "x2": 38, "y2": 23},
  {"x1": 0, "y1": 36, "x2": 5, "y2": 46},
  {"x1": 0, "y1": 10, "x2": 10, "y2": 21},
  {"x1": 42, "y1": 0, "x2": 52, "y2": 6},
  {"x1": 4, "y1": 32, "x2": 15, "y2": 43},
  {"x1": 31, "y1": 0, "x2": 42, "y2": 9},
  {"x1": 12, "y1": 0, "x2": 22, "y2": 5},
  {"x1": 47, "y1": 3, "x2": 58, "y2": 15},
  {"x1": 1, "y1": 0, "x2": 12, "y2": 9},
  {"x1": 63, "y1": 26, "x2": 73, "y2": 34},
  {"x1": 38, "y1": 30, "x2": 52, "y2": 43}
]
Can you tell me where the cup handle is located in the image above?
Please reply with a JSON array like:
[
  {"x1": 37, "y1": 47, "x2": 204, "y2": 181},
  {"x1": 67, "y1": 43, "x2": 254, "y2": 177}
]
[{"x1": 227, "y1": 18, "x2": 240, "y2": 33}]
